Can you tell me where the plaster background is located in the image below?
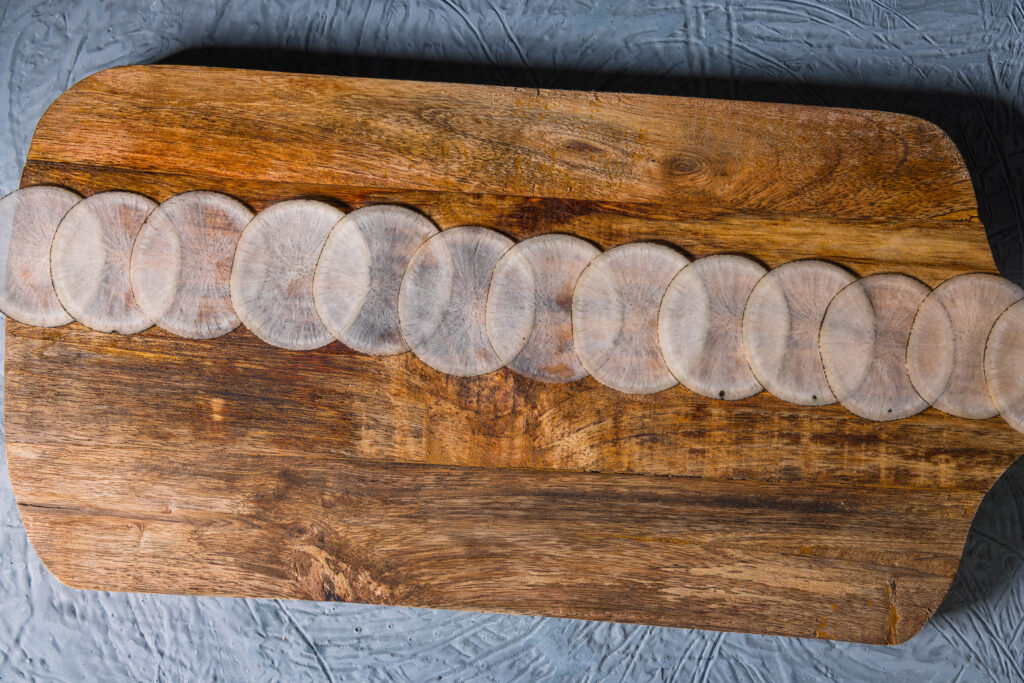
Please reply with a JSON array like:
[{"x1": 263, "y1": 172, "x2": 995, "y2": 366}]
[{"x1": 2, "y1": 1, "x2": 1024, "y2": 679}]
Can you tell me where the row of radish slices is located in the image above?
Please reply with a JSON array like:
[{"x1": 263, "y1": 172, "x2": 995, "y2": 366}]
[{"x1": 1, "y1": 185, "x2": 1022, "y2": 434}]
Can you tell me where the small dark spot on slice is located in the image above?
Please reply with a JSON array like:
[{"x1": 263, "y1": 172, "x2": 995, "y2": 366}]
[
  {"x1": 888, "y1": 409, "x2": 893, "y2": 413},
  {"x1": 719, "y1": 390, "x2": 726, "y2": 398},
  {"x1": 812, "y1": 395, "x2": 817, "y2": 401}
]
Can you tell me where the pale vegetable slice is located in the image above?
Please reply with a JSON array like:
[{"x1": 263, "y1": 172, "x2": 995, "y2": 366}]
[
  {"x1": 51, "y1": 191, "x2": 156, "y2": 334},
  {"x1": 984, "y1": 298, "x2": 1024, "y2": 434},
  {"x1": 742, "y1": 260, "x2": 856, "y2": 406},
  {"x1": 230, "y1": 199, "x2": 342, "y2": 350},
  {"x1": 313, "y1": 205, "x2": 438, "y2": 355},
  {"x1": 0, "y1": 185, "x2": 80, "y2": 326},
  {"x1": 485, "y1": 234, "x2": 599, "y2": 383},
  {"x1": 907, "y1": 273, "x2": 1024, "y2": 419},
  {"x1": 398, "y1": 226, "x2": 513, "y2": 376},
  {"x1": 659, "y1": 254, "x2": 766, "y2": 400},
  {"x1": 819, "y1": 273, "x2": 930, "y2": 421},
  {"x1": 572, "y1": 242, "x2": 688, "y2": 394},
  {"x1": 131, "y1": 191, "x2": 253, "y2": 339}
]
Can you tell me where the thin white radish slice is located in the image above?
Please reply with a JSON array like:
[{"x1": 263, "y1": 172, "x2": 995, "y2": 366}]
[
  {"x1": 907, "y1": 273, "x2": 1024, "y2": 419},
  {"x1": 985, "y1": 298, "x2": 1024, "y2": 434},
  {"x1": 51, "y1": 191, "x2": 156, "y2": 334},
  {"x1": 742, "y1": 260, "x2": 856, "y2": 406},
  {"x1": 131, "y1": 191, "x2": 253, "y2": 339},
  {"x1": 398, "y1": 226, "x2": 513, "y2": 376},
  {"x1": 572, "y1": 242, "x2": 688, "y2": 394},
  {"x1": 819, "y1": 273, "x2": 930, "y2": 421},
  {"x1": 659, "y1": 254, "x2": 766, "y2": 400},
  {"x1": 0, "y1": 186, "x2": 80, "y2": 326},
  {"x1": 313, "y1": 205, "x2": 438, "y2": 355},
  {"x1": 485, "y1": 234, "x2": 599, "y2": 383},
  {"x1": 230, "y1": 199, "x2": 342, "y2": 350}
]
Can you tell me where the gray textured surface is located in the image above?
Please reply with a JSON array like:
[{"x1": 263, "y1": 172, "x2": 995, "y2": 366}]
[{"x1": 2, "y1": 0, "x2": 1024, "y2": 679}]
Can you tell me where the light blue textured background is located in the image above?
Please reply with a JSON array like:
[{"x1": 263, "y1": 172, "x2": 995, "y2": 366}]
[{"x1": 2, "y1": 1, "x2": 1024, "y2": 680}]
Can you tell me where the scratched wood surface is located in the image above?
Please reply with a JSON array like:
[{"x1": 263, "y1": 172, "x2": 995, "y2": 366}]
[{"x1": 7, "y1": 65, "x2": 1022, "y2": 645}]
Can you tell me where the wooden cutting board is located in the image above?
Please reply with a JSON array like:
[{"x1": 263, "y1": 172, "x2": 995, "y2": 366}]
[{"x1": 7, "y1": 64, "x2": 1022, "y2": 645}]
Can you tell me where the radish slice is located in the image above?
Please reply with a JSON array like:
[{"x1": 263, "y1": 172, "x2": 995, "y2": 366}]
[
  {"x1": 230, "y1": 199, "x2": 342, "y2": 350},
  {"x1": 985, "y1": 298, "x2": 1024, "y2": 434},
  {"x1": 659, "y1": 254, "x2": 766, "y2": 400},
  {"x1": 313, "y1": 205, "x2": 437, "y2": 355},
  {"x1": 820, "y1": 273, "x2": 930, "y2": 421},
  {"x1": 131, "y1": 191, "x2": 253, "y2": 339},
  {"x1": 742, "y1": 260, "x2": 855, "y2": 406},
  {"x1": 0, "y1": 186, "x2": 80, "y2": 326},
  {"x1": 908, "y1": 273, "x2": 1024, "y2": 419},
  {"x1": 572, "y1": 242, "x2": 688, "y2": 394},
  {"x1": 51, "y1": 191, "x2": 156, "y2": 334},
  {"x1": 398, "y1": 226, "x2": 513, "y2": 376},
  {"x1": 485, "y1": 234, "x2": 599, "y2": 383}
]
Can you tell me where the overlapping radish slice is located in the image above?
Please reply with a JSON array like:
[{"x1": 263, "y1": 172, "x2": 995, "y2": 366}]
[
  {"x1": 131, "y1": 191, "x2": 253, "y2": 339},
  {"x1": 908, "y1": 273, "x2": 1024, "y2": 419},
  {"x1": 314, "y1": 205, "x2": 438, "y2": 355},
  {"x1": 398, "y1": 226, "x2": 513, "y2": 376},
  {"x1": 230, "y1": 199, "x2": 342, "y2": 350},
  {"x1": 51, "y1": 191, "x2": 156, "y2": 334},
  {"x1": 819, "y1": 273, "x2": 930, "y2": 421},
  {"x1": 485, "y1": 234, "x2": 599, "y2": 383},
  {"x1": 659, "y1": 254, "x2": 766, "y2": 400},
  {"x1": 572, "y1": 242, "x2": 688, "y2": 394},
  {"x1": 0, "y1": 186, "x2": 80, "y2": 326},
  {"x1": 742, "y1": 260, "x2": 855, "y2": 406},
  {"x1": 17, "y1": 180, "x2": 1024, "y2": 429},
  {"x1": 985, "y1": 298, "x2": 1024, "y2": 434}
]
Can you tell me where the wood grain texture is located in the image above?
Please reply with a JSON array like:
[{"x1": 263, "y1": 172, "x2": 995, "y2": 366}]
[{"x1": 7, "y1": 65, "x2": 1021, "y2": 644}]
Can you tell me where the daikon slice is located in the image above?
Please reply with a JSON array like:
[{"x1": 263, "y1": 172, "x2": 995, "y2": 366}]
[
  {"x1": 572, "y1": 242, "x2": 687, "y2": 394},
  {"x1": 985, "y1": 298, "x2": 1024, "y2": 434},
  {"x1": 659, "y1": 254, "x2": 766, "y2": 400},
  {"x1": 230, "y1": 199, "x2": 341, "y2": 350},
  {"x1": 314, "y1": 205, "x2": 437, "y2": 355},
  {"x1": 398, "y1": 226, "x2": 513, "y2": 376},
  {"x1": 907, "y1": 273, "x2": 1024, "y2": 419},
  {"x1": 51, "y1": 191, "x2": 156, "y2": 334},
  {"x1": 0, "y1": 185, "x2": 80, "y2": 326},
  {"x1": 131, "y1": 191, "x2": 253, "y2": 339},
  {"x1": 486, "y1": 234, "x2": 599, "y2": 383},
  {"x1": 742, "y1": 260, "x2": 855, "y2": 405},
  {"x1": 819, "y1": 273, "x2": 930, "y2": 421}
]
